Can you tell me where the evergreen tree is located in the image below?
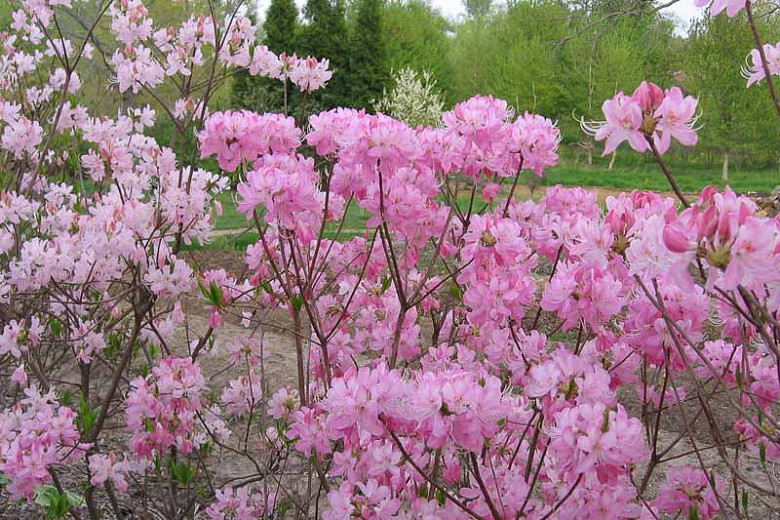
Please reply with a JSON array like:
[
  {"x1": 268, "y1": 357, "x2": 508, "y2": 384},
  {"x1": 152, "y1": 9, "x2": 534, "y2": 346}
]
[
  {"x1": 299, "y1": 0, "x2": 349, "y2": 108},
  {"x1": 265, "y1": 0, "x2": 298, "y2": 55},
  {"x1": 348, "y1": 0, "x2": 387, "y2": 108}
]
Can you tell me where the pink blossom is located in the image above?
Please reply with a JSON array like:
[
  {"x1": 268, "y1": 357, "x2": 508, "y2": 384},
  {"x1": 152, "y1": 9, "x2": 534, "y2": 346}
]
[
  {"x1": 591, "y1": 92, "x2": 647, "y2": 155},
  {"x1": 199, "y1": 111, "x2": 301, "y2": 172},
  {"x1": 206, "y1": 486, "x2": 274, "y2": 520},
  {"x1": 653, "y1": 87, "x2": 698, "y2": 154},
  {"x1": 482, "y1": 182, "x2": 501, "y2": 202},
  {"x1": 744, "y1": 43, "x2": 780, "y2": 87},
  {"x1": 0, "y1": 386, "x2": 89, "y2": 500},
  {"x1": 695, "y1": 0, "x2": 746, "y2": 17},
  {"x1": 654, "y1": 466, "x2": 725, "y2": 519},
  {"x1": 88, "y1": 452, "x2": 134, "y2": 492},
  {"x1": 125, "y1": 357, "x2": 207, "y2": 459}
]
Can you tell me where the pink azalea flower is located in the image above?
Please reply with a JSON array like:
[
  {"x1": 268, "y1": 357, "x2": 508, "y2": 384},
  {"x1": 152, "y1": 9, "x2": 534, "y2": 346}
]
[{"x1": 653, "y1": 87, "x2": 698, "y2": 154}]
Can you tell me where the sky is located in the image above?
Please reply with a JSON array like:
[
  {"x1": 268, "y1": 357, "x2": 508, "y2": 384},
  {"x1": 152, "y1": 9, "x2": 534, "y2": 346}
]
[{"x1": 257, "y1": 0, "x2": 703, "y2": 34}]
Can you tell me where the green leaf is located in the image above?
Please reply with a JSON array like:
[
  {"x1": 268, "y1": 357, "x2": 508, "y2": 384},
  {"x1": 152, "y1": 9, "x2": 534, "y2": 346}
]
[
  {"x1": 449, "y1": 281, "x2": 463, "y2": 301},
  {"x1": 380, "y1": 277, "x2": 392, "y2": 293},
  {"x1": 199, "y1": 442, "x2": 213, "y2": 457},
  {"x1": 34, "y1": 485, "x2": 58, "y2": 508},
  {"x1": 741, "y1": 490, "x2": 749, "y2": 512},
  {"x1": 63, "y1": 490, "x2": 84, "y2": 509},
  {"x1": 198, "y1": 280, "x2": 223, "y2": 308},
  {"x1": 169, "y1": 460, "x2": 196, "y2": 486},
  {"x1": 198, "y1": 279, "x2": 210, "y2": 300},
  {"x1": 277, "y1": 498, "x2": 293, "y2": 517},
  {"x1": 49, "y1": 319, "x2": 63, "y2": 338},
  {"x1": 105, "y1": 332, "x2": 121, "y2": 359},
  {"x1": 688, "y1": 506, "x2": 700, "y2": 520},
  {"x1": 34, "y1": 485, "x2": 82, "y2": 519},
  {"x1": 291, "y1": 294, "x2": 304, "y2": 312},
  {"x1": 76, "y1": 396, "x2": 100, "y2": 436},
  {"x1": 209, "y1": 281, "x2": 223, "y2": 307},
  {"x1": 60, "y1": 390, "x2": 72, "y2": 407}
]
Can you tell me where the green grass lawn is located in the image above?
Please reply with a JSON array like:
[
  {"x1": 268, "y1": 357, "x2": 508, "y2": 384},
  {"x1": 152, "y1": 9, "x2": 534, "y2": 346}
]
[{"x1": 542, "y1": 160, "x2": 780, "y2": 193}]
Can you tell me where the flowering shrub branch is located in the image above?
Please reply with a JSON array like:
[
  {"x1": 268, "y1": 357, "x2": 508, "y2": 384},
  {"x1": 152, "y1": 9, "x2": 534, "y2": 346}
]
[{"x1": 0, "y1": 0, "x2": 780, "y2": 519}]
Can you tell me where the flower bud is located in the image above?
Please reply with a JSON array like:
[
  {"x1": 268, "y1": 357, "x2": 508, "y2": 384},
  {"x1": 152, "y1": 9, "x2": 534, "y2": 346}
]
[
  {"x1": 663, "y1": 223, "x2": 692, "y2": 253},
  {"x1": 482, "y1": 182, "x2": 501, "y2": 203},
  {"x1": 633, "y1": 81, "x2": 664, "y2": 112}
]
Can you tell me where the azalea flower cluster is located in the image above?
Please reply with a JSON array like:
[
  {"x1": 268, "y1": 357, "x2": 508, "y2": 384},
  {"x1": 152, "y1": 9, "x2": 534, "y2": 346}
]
[
  {"x1": 103, "y1": 0, "x2": 331, "y2": 95},
  {"x1": 251, "y1": 46, "x2": 334, "y2": 93},
  {"x1": 583, "y1": 81, "x2": 699, "y2": 155},
  {"x1": 0, "y1": 387, "x2": 89, "y2": 500},
  {"x1": 1, "y1": 0, "x2": 780, "y2": 519},
  {"x1": 226, "y1": 91, "x2": 780, "y2": 518},
  {"x1": 124, "y1": 357, "x2": 208, "y2": 458},
  {"x1": 199, "y1": 111, "x2": 301, "y2": 171}
]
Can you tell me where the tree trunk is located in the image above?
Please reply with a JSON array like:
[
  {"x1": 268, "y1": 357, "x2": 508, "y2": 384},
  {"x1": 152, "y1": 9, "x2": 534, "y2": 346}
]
[
  {"x1": 722, "y1": 152, "x2": 729, "y2": 185},
  {"x1": 608, "y1": 150, "x2": 617, "y2": 171}
]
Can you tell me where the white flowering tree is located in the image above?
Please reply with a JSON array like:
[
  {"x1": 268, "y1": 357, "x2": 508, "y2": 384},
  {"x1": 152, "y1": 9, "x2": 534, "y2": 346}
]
[{"x1": 373, "y1": 67, "x2": 445, "y2": 127}]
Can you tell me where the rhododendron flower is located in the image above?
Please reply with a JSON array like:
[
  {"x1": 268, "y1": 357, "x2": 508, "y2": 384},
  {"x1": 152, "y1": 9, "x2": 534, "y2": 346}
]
[
  {"x1": 633, "y1": 80, "x2": 664, "y2": 112},
  {"x1": 290, "y1": 56, "x2": 333, "y2": 92},
  {"x1": 482, "y1": 182, "x2": 501, "y2": 202},
  {"x1": 695, "y1": 0, "x2": 746, "y2": 17},
  {"x1": 549, "y1": 403, "x2": 646, "y2": 482},
  {"x1": 199, "y1": 111, "x2": 300, "y2": 171},
  {"x1": 268, "y1": 386, "x2": 299, "y2": 420},
  {"x1": 744, "y1": 42, "x2": 780, "y2": 87},
  {"x1": 0, "y1": 317, "x2": 43, "y2": 358},
  {"x1": 584, "y1": 83, "x2": 699, "y2": 156},
  {"x1": 589, "y1": 92, "x2": 647, "y2": 155},
  {"x1": 125, "y1": 357, "x2": 207, "y2": 458},
  {"x1": 653, "y1": 87, "x2": 698, "y2": 154},
  {"x1": 206, "y1": 486, "x2": 275, "y2": 520},
  {"x1": 88, "y1": 453, "x2": 135, "y2": 492},
  {"x1": 0, "y1": 386, "x2": 89, "y2": 500},
  {"x1": 1, "y1": 117, "x2": 43, "y2": 158},
  {"x1": 221, "y1": 372, "x2": 262, "y2": 415},
  {"x1": 236, "y1": 156, "x2": 322, "y2": 228},
  {"x1": 654, "y1": 466, "x2": 725, "y2": 519},
  {"x1": 11, "y1": 364, "x2": 28, "y2": 386},
  {"x1": 4, "y1": 2, "x2": 780, "y2": 515}
]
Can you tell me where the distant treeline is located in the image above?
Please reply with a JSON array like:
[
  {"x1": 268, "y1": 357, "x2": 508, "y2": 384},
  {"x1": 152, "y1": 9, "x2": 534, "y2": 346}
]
[
  {"x1": 3, "y1": 0, "x2": 777, "y2": 169},
  {"x1": 234, "y1": 0, "x2": 780, "y2": 169}
]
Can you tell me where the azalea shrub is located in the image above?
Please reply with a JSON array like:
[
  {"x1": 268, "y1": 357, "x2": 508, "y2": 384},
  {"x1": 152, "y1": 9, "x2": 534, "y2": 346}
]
[{"x1": 1, "y1": 0, "x2": 780, "y2": 519}]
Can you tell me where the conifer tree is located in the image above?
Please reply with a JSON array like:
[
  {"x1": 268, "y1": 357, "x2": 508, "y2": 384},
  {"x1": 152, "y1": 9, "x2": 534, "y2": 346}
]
[
  {"x1": 265, "y1": 0, "x2": 298, "y2": 55},
  {"x1": 299, "y1": 0, "x2": 349, "y2": 108},
  {"x1": 348, "y1": 0, "x2": 387, "y2": 109}
]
